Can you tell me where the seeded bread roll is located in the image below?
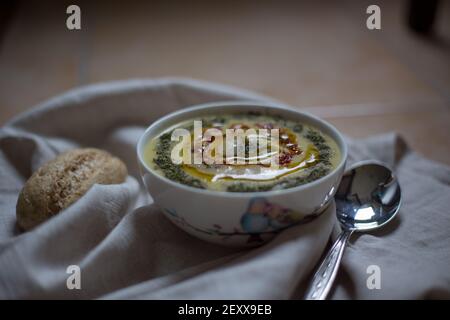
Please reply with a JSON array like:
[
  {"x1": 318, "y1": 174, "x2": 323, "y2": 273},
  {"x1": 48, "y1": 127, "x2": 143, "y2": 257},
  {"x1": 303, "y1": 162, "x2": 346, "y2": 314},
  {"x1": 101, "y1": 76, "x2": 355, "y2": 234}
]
[{"x1": 16, "y1": 148, "x2": 128, "y2": 231}]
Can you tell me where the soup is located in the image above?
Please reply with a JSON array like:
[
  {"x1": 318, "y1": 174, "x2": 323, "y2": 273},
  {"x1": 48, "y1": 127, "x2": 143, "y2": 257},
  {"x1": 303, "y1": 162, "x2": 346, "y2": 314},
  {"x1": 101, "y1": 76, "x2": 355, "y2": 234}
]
[{"x1": 144, "y1": 112, "x2": 341, "y2": 192}]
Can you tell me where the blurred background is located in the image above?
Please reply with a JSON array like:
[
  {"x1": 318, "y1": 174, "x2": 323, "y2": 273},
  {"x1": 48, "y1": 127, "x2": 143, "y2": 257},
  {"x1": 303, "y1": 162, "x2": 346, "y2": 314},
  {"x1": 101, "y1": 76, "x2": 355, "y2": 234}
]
[{"x1": 0, "y1": 0, "x2": 449, "y2": 164}]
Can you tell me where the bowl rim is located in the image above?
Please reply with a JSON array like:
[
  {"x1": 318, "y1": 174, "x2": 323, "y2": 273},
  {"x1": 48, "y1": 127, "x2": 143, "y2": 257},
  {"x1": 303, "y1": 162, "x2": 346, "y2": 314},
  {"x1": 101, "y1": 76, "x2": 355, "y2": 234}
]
[{"x1": 137, "y1": 100, "x2": 348, "y2": 198}]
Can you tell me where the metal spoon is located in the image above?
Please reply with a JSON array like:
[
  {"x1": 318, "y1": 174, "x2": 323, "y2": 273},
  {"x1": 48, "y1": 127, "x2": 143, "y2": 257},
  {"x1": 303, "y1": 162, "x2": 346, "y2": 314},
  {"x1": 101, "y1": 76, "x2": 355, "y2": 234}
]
[{"x1": 305, "y1": 161, "x2": 401, "y2": 300}]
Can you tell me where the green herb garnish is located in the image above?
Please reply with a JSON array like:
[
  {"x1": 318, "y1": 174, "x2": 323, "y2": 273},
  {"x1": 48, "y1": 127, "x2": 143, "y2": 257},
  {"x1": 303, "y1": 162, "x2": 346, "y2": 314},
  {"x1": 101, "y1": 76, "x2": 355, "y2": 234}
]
[
  {"x1": 153, "y1": 132, "x2": 205, "y2": 189},
  {"x1": 304, "y1": 129, "x2": 332, "y2": 165}
]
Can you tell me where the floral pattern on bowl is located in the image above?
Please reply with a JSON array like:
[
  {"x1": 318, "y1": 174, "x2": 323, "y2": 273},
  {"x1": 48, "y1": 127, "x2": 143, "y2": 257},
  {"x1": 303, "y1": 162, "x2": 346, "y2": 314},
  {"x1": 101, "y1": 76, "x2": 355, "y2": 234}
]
[{"x1": 164, "y1": 197, "x2": 323, "y2": 244}]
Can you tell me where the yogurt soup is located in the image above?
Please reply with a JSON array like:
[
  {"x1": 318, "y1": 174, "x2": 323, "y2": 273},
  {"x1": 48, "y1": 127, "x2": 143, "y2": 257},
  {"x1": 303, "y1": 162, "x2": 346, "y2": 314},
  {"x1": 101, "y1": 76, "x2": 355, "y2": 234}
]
[{"x1": 144, "y1": 112, "x2": 341, "y2": 192}]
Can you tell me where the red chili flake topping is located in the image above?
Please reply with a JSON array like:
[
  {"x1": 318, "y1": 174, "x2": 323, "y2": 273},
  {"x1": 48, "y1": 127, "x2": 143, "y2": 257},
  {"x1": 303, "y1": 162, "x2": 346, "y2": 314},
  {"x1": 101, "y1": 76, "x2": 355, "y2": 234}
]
[
  {"x1": 287, "y1": 143, "x2": 301, "y2": 155},
  {"x1": 229, "y1": 123, "x2": 250, "y2": 130},
  {"x1": 279, "y1": 152, "x2": 293, "y2": 165}
]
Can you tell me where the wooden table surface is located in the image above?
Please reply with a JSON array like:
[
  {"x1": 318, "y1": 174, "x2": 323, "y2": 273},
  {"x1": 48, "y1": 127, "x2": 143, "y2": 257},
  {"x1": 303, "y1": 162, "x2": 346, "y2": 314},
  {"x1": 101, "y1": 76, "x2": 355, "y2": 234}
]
[{"x1": 1, "y1": 0, "x2": 449, "y2": 164}]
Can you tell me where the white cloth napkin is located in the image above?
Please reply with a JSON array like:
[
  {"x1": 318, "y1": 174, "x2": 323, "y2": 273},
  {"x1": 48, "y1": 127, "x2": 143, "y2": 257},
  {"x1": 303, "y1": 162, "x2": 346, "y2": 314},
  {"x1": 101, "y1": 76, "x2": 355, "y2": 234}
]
[{"x1": 0, "y1": 78, "x2": 449, "y2": 299}]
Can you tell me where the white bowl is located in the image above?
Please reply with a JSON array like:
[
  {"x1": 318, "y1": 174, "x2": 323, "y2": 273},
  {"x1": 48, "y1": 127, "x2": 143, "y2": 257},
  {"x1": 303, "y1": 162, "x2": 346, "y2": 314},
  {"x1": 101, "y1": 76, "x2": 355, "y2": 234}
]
[{"x1": 137, "y1": 101, "x2": 347, "y2": 246}]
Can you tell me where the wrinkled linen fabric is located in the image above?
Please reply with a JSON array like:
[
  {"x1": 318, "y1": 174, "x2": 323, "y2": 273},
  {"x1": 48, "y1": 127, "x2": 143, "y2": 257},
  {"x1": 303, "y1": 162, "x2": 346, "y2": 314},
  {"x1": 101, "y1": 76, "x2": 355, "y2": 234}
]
[{"x1": 0, "y1": 78, "x2": 449, "y2": 299}]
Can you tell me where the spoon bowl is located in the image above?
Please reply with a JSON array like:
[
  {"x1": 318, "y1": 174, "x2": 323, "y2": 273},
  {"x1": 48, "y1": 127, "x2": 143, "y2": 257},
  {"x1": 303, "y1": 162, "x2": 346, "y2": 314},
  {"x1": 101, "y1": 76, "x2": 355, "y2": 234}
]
[{"x1": 335, "y1": 161, "x2": 401, "y2": 231}]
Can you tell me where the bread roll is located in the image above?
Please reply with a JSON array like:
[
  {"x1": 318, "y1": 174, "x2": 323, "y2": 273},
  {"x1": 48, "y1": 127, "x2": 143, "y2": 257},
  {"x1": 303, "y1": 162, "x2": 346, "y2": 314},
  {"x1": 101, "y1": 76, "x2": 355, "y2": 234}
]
[{"x1": 16, "y1": 148, "x2": 128, "y2": 231}]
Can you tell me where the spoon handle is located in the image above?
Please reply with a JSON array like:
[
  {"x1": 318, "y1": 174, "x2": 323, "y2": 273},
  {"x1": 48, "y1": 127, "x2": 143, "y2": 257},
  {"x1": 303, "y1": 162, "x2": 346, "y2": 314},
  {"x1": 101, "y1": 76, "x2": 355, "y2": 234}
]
[{"x1": 305, "y1": 229, "x2": 353, "y2": 300}]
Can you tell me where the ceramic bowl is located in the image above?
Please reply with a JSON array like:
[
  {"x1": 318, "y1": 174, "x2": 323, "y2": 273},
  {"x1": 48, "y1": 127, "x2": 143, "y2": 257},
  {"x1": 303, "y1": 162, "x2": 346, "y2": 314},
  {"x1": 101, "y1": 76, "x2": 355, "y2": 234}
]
[{"x1": 137, "y1": 101, "x2": 347, "y2": 246}]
